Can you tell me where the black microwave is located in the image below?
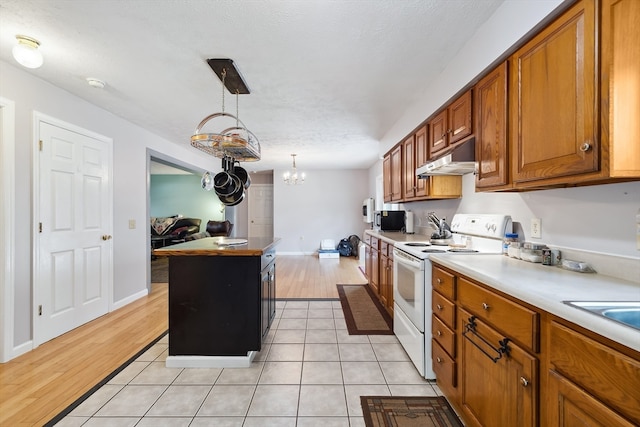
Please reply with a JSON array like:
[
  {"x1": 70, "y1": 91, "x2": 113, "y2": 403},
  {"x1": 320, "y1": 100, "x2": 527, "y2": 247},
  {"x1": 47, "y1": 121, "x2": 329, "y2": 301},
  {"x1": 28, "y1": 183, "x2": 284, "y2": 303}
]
[{"x1": 375, "y1": 210, "x2": 405, "y2": 231}]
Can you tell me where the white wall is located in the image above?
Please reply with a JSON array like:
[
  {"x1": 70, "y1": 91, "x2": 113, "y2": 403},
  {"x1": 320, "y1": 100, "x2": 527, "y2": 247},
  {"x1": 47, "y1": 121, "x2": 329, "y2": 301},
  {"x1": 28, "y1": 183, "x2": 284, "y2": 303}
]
[
  {"x1": 0, "y1": 61, "x2": 222, "y2": 351},
  {"x1": 274, "y1": 169, "x2": 369, "y2": 254}
]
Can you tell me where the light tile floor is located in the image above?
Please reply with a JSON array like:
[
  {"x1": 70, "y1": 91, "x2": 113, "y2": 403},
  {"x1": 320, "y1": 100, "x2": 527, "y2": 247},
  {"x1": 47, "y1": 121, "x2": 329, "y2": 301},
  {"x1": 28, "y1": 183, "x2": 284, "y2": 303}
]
[{"x1": 57, "y1": 300, "x2": 442, "y2": 427}]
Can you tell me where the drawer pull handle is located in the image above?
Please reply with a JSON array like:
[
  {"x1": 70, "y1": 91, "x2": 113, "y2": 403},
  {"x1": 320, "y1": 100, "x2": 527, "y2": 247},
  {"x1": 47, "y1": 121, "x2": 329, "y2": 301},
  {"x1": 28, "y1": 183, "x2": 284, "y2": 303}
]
[
  {"x1": 436, "y1": 357, "x2": 443, "y2": 363},
  {"x1": 520, "y1": 377, "x2": 529, "y2": 387},
  {"x1": 482, "y1": 302, "x2": 490, "y2": 311},
  {"x1": 436, "y1": 304, "x2": 443, "y2": 310},
  {"x1": 462, "y1": 315, "x2": 511, "y2": 363}
]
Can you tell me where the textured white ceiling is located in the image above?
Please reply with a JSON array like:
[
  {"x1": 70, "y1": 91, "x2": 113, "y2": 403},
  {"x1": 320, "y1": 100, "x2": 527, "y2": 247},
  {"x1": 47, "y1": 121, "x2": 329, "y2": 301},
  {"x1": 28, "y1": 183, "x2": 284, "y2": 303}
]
[{"x1": 0, "y1": 0, "x2": 504, "y2": 172}]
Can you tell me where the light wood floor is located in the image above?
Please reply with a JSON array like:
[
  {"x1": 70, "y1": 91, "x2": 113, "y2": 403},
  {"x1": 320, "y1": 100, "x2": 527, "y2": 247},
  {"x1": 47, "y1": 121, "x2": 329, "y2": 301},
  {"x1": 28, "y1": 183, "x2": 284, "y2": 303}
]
[{"x1": 0, "y1": 255, "x2": 367, "y2": 426}]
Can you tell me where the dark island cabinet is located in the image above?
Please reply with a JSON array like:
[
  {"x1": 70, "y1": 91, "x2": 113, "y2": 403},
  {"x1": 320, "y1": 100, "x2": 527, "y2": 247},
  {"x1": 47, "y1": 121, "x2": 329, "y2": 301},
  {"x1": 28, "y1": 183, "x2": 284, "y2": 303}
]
[{"x1": 168, "y1": 251, "x2": 276, "y2": 357}]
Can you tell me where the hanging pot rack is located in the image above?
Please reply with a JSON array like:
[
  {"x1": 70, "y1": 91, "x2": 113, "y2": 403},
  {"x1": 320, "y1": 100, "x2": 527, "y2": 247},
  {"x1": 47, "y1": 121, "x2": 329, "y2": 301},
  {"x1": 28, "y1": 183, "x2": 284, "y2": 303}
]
[{"x1": 190, "y1": 60, "x2": 261, "y2": 162}]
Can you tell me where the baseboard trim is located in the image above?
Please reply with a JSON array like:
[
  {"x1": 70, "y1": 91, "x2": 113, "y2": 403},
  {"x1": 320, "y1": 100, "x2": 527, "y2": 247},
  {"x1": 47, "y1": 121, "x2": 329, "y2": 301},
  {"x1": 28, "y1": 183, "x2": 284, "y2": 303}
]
[
  {"x1": 166, "y1": 352, "x2": 257, "y2": 368},
  {"x1": 112, "y1": 288, "x2": 148, "y2": 311}
]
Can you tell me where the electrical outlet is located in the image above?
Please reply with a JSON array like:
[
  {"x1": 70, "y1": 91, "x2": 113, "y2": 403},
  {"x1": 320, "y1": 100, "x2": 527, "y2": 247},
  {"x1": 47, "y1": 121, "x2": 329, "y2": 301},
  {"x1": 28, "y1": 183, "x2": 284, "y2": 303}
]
[
  {"x1": 128, "y1": 219, "x2": 136, "y2": 229},
  {"x1": 531, "y1": 218, "x2": 542, "y2": 239}
]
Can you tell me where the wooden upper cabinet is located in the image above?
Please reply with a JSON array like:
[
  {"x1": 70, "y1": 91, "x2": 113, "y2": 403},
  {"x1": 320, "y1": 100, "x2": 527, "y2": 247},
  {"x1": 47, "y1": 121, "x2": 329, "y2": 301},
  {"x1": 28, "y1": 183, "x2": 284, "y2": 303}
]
[
  {"x1": 601, "y1": 0, "x2": 640, "y2": 178},
  {"x1": 475, "y1": 61, "x2": 509, "y2": 189},
  {"x1": 509, "y1": 0, "x2": 598, "y2": 185},
  {"x1": 429, "y1": 90, "x2": 473, "y2": 159},
  {"x1": 414, "y1": 126, "x2": 429, "y2": 198},
  {"x1": 402, "y1": 135, "x2": 416, "y2": 200},
  {"x1": 428, "y1": 109, "x2": 449, "y2": 158},
  {"x1": 383, "y1": 153, "x2": 392, "y2": 203},
  {"x1": 449, "y1": 90, "x2": 473, "y2": 144},
  {"x1": 390, "y1": 143, "x2": 403, "y2": 201}
]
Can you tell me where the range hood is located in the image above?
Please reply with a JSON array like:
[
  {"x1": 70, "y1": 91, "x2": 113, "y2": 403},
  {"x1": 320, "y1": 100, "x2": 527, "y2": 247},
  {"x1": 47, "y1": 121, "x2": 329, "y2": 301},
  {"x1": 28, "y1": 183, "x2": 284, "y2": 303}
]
[{"x1": 416, "y1": 138, "x2": 477, "y2": 177}]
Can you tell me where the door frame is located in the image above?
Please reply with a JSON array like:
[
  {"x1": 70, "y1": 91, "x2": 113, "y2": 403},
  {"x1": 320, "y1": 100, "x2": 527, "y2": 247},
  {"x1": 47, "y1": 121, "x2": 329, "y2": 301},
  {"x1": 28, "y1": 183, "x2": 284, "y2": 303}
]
[
  {"x1": 0, "y1": 97, "x2": 16, "y2": 362},
  {"x1": 32, "y1": 112, "x2": 114, "y2": 347}
]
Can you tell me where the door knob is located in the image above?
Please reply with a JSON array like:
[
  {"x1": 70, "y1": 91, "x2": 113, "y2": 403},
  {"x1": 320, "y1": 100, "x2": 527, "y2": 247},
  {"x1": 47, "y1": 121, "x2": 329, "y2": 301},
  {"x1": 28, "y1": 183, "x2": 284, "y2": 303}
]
[{"x1": 102, "y1": 235, "x2": 112, "y2": 241}]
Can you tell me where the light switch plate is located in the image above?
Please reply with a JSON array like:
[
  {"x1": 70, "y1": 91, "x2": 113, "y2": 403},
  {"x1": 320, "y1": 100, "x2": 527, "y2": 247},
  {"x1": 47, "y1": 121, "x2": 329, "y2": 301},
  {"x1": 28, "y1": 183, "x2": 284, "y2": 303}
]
[
  {"x1": 128, "y1": 219, "x2": 136, "y2": 229},
  {"x1": 531, "y1": 218, "x2": 541, "y2": 239}
]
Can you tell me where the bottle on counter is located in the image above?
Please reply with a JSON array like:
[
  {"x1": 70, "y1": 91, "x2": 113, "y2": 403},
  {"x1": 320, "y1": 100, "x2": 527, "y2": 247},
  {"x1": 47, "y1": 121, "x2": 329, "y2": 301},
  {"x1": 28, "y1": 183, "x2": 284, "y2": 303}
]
[{"x1": 503, "y1": 233, "x2": 519, "y2": 255}]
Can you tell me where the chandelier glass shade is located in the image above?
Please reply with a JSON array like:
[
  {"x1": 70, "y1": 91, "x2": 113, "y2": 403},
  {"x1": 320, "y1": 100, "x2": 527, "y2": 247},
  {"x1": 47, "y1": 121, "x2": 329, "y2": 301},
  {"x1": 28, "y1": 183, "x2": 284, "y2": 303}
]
[{"x1": 283, "y1": 154, "x2": 305, "y2": 185}]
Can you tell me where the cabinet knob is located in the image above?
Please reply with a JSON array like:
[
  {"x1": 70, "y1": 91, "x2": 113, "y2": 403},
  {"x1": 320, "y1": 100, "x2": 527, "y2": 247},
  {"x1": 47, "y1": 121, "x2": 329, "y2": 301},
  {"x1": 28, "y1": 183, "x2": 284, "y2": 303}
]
[
  {"x1": 436, "y1": 357, "x2": 443, "y2": 363},
  {"x1": 436, "y1": 330, "x2": 442, "y2": 336},
  {"x1": 520, "y1": 377, "x2": 529, "y2": 387},
  {"x1": 579, "y1": 142, "x2": 592, "y2": 152},
  {"x1": 436, "y1": 278, "x2": 443, "y2": 284},
  {"x1": 482, "y1": 302, "x2": 490, "y2": 310},
  {"x1": 436, "y1": 304, "x2": 443, "y2": 310}
]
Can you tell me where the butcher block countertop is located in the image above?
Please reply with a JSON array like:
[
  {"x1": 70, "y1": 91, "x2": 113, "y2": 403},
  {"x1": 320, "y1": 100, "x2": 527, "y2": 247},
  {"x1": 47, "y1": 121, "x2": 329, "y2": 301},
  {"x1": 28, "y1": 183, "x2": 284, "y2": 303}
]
[{"x1": 153, "y1": 236, "x2": 280, "y2": 257}]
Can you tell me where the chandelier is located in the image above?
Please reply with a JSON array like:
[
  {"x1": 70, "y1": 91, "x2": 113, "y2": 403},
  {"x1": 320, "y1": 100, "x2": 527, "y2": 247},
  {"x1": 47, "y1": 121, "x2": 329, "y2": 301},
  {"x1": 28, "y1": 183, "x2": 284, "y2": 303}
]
[{"x1": 283, "y1": 154, "x2": 305, "y2": 185}]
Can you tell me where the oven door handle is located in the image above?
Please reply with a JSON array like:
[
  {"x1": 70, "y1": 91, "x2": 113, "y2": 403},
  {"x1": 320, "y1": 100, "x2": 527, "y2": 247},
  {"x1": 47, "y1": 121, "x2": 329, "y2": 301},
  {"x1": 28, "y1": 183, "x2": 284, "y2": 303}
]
[{"x1": 393, "y1": 249, "x2": 424, "y2": 270}]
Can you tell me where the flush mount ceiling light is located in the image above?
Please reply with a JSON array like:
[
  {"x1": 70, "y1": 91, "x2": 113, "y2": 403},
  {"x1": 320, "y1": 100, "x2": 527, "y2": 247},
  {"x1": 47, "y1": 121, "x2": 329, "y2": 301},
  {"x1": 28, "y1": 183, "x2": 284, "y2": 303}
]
[
  {"x1": 283, "y1": 154, "x2": 305, "y2": 185},
  {"x1": 12, "y1": 35, "x2": 43, "y2": 69},
  {"x1": 86, "y1": 78, "x2": 106, "y2": 89},
  {"x1": 190, "y1": 59, "x2": 260, "y2": 162}
]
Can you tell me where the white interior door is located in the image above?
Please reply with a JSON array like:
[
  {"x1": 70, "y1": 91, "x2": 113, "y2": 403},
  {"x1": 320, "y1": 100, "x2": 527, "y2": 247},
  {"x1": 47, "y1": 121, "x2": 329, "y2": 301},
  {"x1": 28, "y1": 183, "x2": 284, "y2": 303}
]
[
  {"x1": 36, "y1": 118, "x2": 112, "y2": 345},
  {"x1": 248, "y1": 184, "x2": 273, "y2": 239}
]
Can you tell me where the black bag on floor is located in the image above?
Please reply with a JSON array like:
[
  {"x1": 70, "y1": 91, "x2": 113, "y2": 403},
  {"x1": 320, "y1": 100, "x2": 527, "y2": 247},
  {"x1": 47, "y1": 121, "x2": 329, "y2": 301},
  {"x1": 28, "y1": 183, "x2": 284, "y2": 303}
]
[{"x1": 337, "y1": 234, "x2": 361, "y2": 257}]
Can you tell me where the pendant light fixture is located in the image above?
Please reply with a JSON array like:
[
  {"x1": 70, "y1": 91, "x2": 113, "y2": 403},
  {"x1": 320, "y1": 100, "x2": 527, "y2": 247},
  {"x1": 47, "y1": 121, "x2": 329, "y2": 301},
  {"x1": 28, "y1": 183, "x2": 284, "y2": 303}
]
[
  {"x1": 12, "y1": 35, "x2": 43, "y2": 69},
  {"x1": 190, "y1": 59, "x2": 260, "y2": 162},
  {"x1": 283, "y1": 154, "x2": 305, "y2": 185}
]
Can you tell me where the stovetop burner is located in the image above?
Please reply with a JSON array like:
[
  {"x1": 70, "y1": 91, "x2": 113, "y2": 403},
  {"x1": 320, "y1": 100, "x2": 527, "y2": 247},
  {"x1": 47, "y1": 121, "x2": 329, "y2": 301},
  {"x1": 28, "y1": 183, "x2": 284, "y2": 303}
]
[
  {"x1": 422, "y1": 249, "x2": 447, "y2": 253},
  {"x1": 405, "y1": 242, "x2": 431, "y2": 247}
]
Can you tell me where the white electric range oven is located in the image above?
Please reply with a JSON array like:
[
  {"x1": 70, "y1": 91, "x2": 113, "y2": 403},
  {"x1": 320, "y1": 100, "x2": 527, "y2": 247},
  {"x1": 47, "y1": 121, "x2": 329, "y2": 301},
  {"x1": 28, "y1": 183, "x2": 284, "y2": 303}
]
[{"x1": 393, "y1": 213, "x2": 512, "y2": 379}]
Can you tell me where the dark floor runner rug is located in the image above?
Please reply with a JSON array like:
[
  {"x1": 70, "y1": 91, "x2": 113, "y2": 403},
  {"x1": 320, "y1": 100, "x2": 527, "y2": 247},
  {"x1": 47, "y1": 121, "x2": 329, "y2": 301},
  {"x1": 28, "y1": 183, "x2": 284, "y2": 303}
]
[
  {"x1": 337, "y1": 284, "x2": 393, "y2": 335},
  {"x1": 361, "y1": 396, "x2": 463, "y2": 427},
  {"x1": 151, "y1": 257, "x2": 168, "y2": 283}
]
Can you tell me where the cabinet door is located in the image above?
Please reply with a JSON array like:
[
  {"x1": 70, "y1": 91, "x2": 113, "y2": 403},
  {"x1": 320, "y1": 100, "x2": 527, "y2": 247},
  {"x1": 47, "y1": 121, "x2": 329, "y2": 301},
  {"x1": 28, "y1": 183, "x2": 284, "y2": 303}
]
[
  {"x1": 382, "y1": 154, "x2": 392, "y2": 202},
  {"x1": 370, "y1": 246, "x2": 379, "y2": 295},
  {"x1": 602, "y1": 0, "x2": 640, "y2": 177},
  {"x1": 402, "y1": 135, "x2": 416, "y2": 199},
  {"x1": 475, "y1": 62, "x2": 509, "y2": 189},
  {"x1": 390, "y1": 144, "x2": 403, "y2": 201},
  {"x1": 414, "y1": 126, "x2": 429, "y2": 197},
  {"x1": 429, "y1": 109, "x2": 449, "y2": 158},
  {"x1": 379, "y1": 253, "x2": 390, "y2": 307},
  {"x1": 510, "y1": 0, "x2": 597, "y2": 184},
  {"x1": 460, "y1": 308, "x2": 538, "y2": 427},
  {"x1": 547, "y1": 370, "x2": 636, "y2": 427},
  {"x1": 449, "y1": 90, "x2": 473, "y2": 144}
]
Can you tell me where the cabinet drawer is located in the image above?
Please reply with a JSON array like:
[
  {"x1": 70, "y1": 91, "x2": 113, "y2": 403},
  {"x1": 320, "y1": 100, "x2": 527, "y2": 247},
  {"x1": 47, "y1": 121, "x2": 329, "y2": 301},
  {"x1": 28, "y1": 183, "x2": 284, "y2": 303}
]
[
  {"x1": 364, "y1": 234, "x2": 372, "y2": 246},
  {"x1": 432, "y1": 266, "x2": 456, "y2": 300},
  {"x1": 380, "y1": 241, "x2": 390, "y2": 257},
  {"x1": 371, "y1": 237, "x2": 379, "y2": 250},
  {"x1": 458, "y1": 277, "x2": 539, "y2": 352},
  {"x1": 432, "y1": 314, "x2": 455, "y2": 357},
  {"x1": 432, "y1": 339, "x2": 457, "y2": 388},
  {"x1": 549, "y1": 320, "x2": 640, "y2": 424},
  {"x1": 432, "y1": 290, "x2": 456, "y2": 329}
]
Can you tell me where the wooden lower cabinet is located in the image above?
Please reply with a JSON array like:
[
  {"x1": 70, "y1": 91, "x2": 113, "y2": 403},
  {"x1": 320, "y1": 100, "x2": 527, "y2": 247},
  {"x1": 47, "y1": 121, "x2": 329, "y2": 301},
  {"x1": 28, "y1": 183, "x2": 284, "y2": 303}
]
[
  {"x1": 431, "y1": 262, "x2": 640, "y2": 427},
  {"x1": 547, "y1": 370, "x2": 636, "y2": 427},
  {"x1": 459, "y1": 307, "x2": 538, "y2": 427},
  {"x1": 363, "y1": 234, "x2": 394, "y2": 317}
]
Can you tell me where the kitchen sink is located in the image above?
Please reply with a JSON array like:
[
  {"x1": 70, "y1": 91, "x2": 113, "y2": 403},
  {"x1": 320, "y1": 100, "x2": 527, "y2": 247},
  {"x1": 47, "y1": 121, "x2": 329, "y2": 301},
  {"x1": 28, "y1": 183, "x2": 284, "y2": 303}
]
[{"x1": 564, "y1": 301, "x2": 640, "y2": 331}]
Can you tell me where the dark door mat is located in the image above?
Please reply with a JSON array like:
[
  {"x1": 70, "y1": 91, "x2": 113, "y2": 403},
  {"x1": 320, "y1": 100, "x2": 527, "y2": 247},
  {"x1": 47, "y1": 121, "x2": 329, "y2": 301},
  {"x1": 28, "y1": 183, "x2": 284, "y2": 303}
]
[
  {"x1": 361, "y1": 396, "x2": 463, "y2": 427},
  {"x1": 337, "y1": 284, "x2": 393, "y2": 335}
]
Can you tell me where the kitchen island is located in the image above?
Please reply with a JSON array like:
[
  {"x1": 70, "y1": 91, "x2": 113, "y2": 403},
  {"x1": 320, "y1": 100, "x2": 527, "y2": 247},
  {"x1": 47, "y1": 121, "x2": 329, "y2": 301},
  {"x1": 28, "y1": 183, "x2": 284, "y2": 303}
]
[{"x1": 153, "y1": 236, "x2": 280, "y2": 368}]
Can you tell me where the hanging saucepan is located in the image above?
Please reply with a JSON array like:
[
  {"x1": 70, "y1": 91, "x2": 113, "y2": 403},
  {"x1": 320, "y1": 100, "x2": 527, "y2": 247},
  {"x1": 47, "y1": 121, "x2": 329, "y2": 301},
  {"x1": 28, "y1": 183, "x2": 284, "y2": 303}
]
[
  {"x1": 233, "y1": 164, "x2": 251, "y2": 189},
  {"x1": 214, "y1": 171, "x2": 240, "y2": 197},
  {"x1": 218, "y1": 186, "x2": 245, "y2": 206}
]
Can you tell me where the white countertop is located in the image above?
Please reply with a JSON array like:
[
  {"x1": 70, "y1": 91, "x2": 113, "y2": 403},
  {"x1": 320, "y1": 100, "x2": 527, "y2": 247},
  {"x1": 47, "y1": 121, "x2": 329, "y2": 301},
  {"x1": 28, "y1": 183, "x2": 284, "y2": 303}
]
[{"x1": 429, "y1": 254, "x2": 640, "y2": 352}]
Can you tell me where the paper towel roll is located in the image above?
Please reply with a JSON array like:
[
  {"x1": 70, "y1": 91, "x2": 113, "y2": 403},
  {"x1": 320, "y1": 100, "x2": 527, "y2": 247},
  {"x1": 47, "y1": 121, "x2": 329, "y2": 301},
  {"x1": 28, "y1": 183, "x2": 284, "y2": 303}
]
[{"x1": 405, "y1": 211, "x2": 414, "y2": 234}]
